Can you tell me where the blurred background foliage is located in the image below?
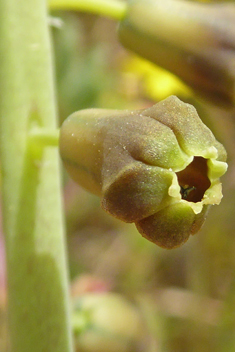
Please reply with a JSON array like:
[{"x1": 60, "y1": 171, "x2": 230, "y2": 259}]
[{"x1": 1, "y1": 0, "x2": 235, "y2": 351}]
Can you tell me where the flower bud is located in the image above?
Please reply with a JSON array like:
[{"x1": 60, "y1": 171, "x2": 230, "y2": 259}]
[
  {"x1": 59, "y1": 96, "x2": 227, "y2": 249},
  {"x1": 118, "y1": 0, "x2": 235, "y2": 106},
  {"x1": 72, "y1": 293, "x2": 145, "y2": 352}
]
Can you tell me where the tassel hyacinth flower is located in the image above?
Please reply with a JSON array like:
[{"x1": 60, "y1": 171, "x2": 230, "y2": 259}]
[
  {"x1": 118, "y1": 0, "x2": 235, "y2": 107},
  {"x1": 59, "y1": 96, "x2": 227, "y2": 249}
]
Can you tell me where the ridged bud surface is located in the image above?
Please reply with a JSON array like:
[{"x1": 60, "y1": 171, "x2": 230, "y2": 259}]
[{"x1": 60, "y1": 96, "x2": 227, "y2": 248}]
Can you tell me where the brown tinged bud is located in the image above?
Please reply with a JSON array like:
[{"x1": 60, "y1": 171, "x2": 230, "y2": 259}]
[
  {"x1": 59, "y1": 96, "x2": 227, "y2": 249},
  {"x1": 118, "y1": 0, "x2": 235, "y2": 107}
]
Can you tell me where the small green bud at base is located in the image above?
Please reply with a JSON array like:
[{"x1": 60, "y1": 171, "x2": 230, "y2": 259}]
[
  {"x1": 72, "y1": 293, "x2": 145, "y2": 352},
  {"x1": 59, "y1": 96, "x2": 227, "y2": 249}
]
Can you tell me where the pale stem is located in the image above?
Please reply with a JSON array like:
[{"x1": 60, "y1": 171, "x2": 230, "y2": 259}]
[
  {"x1": 0, "y1": 0, "x2": 73, "y2": 351},
  {"x1": 49, "y1": 0, "x2": 127, "y2": 20}
]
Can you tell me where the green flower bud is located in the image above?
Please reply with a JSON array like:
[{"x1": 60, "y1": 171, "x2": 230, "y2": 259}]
[
  {"x1": 118, "y1": 0, "x2": 235, "y2": 106},
  {"x1": 59, "y1": 96, "x2": 227, "y2": 249},
  {"x1": 72, "y1": 293, "x2": 145, "y2": 352}
]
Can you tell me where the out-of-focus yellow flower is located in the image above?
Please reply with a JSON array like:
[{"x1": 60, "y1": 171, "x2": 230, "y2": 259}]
[
  {"x1": 122, "y1": 56, "x2": 192, "y2": 101},
  {"x1": 118, "y1": 0, "x2": 235, "y2": 107},
  {"x1": 59, "y1": 96, "x2": 227, "y2": 249}
]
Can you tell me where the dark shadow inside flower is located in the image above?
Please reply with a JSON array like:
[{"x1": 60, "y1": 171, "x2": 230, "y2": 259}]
[{"x1": 176, "y1": 157, "x2": 211, "y2": 203}]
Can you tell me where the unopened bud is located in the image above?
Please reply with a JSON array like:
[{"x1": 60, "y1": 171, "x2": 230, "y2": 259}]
[
  {"x1": 72, "y1": 293, "x2": 145, "y2": 352},
  {"x1": 59, "y1": 96, "x2": 227, "y2": 249}
]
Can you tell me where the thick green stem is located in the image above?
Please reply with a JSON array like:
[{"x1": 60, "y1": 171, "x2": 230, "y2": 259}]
[
  {"x1": 49, "y1": 0, "x2": 127, "y2": 20},
  {"x1": 0, "y1": 1, "x2": 73, "y2": 351}
]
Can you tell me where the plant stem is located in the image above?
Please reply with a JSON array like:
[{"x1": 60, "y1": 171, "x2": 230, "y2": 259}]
[
  {"x1": 49, "y1": 0, "x2": 127, "y2": 21},
  {"x1": 29, "y1": 128, "x2": 60, "y2": 147},
  {"x1": 0, "y1": 0, "x2": 73, "y2": 351}
]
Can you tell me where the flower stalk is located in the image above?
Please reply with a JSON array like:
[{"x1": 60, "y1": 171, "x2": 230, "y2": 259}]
[
  {"x1": 0, "y1": 0, "x2": 73, "y2": 350},
  {"x1": 49, "y1": 0, "x2": 127, "y2": 21}
]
